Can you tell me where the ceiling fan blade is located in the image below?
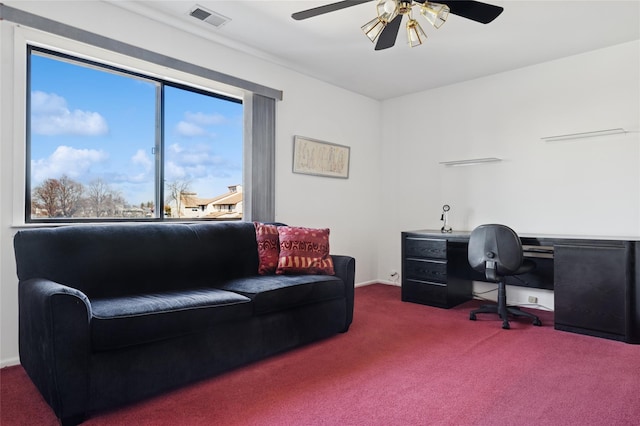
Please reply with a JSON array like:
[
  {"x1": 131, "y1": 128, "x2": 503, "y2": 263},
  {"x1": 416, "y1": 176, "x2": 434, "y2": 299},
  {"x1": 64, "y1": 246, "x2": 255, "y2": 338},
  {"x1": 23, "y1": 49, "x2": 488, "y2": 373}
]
[
  {"x1": 439, "y1": 1, "x2": 504, "y2": 24},
  {"x1": 375, "y1": 14, "x2": 403, "y2": 50},
  {"x1": 292, "y1": 0, "x2": 373, "y2": 21}
]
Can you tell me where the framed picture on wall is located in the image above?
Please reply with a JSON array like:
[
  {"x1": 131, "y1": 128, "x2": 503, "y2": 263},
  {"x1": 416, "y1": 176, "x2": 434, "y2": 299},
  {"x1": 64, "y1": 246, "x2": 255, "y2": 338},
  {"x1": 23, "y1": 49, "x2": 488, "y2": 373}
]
[{"x1": 292, "y1": 135, "x2": 350, "y2": 179}]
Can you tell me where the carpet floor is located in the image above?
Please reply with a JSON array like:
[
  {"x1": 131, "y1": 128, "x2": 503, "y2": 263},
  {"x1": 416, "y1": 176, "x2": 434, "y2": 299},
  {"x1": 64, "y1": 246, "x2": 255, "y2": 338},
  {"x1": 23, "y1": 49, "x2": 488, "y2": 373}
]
[{"x1": 2, "y1": 283, "x2": 639, "y2": 425}]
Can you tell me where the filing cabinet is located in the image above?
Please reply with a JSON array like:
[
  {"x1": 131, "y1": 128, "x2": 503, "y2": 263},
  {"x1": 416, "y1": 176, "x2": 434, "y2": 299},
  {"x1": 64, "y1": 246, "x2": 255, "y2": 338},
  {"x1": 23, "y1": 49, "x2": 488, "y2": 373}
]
[{"x1": 401, "y1": 232, "x2": 473, "y2": 308}]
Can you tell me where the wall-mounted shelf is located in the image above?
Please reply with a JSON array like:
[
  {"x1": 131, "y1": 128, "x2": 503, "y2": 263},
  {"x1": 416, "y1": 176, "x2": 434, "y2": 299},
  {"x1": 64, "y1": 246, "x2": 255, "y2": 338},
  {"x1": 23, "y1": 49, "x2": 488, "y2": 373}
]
[
  {"x1": 439, "y1": 157, "x2": 502, "y2": 167},
  {"x1": 541, "y1": 128, "x2": 627, "y2": 142}
]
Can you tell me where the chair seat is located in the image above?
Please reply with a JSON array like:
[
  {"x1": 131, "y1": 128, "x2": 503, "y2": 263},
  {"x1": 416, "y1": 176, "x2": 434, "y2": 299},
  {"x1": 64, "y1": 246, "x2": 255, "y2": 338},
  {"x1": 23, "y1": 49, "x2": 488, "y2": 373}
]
[{"x1": 515, "y1": 258, "x2": 536, "y2": 275}]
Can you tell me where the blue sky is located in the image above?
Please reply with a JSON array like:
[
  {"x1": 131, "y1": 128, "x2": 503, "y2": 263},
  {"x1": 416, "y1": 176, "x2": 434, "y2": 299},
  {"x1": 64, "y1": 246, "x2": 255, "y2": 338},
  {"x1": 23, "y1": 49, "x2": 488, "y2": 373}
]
[{"x1": 30, "y1": 51, "x2": 243, "y2": 207}]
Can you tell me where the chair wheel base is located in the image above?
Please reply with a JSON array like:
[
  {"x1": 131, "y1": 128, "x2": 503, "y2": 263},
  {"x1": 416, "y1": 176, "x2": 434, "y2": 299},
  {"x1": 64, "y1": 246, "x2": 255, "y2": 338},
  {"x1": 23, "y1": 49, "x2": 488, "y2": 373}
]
[{"x1": 470, "y1": 303, "x2": 542, "y2": 329}]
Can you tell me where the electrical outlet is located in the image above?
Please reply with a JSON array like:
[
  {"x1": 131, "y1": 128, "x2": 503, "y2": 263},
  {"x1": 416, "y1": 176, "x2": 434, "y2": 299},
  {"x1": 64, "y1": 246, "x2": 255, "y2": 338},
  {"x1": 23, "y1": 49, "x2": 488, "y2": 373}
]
[{"x1": 528, "y1": 295, "x2": 538, "y2": 304}]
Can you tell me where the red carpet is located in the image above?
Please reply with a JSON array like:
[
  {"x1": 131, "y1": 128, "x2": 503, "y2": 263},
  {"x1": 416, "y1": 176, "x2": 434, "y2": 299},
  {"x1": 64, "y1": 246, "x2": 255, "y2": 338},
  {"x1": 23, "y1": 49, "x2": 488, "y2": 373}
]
[{"x1": 2, "y1": 284, "x2": 640, "y2": 425}]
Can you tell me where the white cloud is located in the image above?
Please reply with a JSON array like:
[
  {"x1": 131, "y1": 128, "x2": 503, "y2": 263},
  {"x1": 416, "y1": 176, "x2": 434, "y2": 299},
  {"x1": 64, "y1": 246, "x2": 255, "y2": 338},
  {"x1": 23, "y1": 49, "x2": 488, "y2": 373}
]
[
  {"x1": 31, "y1": 91, "x2": 108, "y2": 136},
  {"x1": 165, "y1": 161, "x2": 187, "y2": 181},
  {"x1": 184, "y1": 111, "x2": 227, "y2": 126},
  {"x1": 181, "y1": 152, "x2": 217, "y2": 166},
  {"x1": 31, "y1": 91, "x2": 67, "y2": 114},
  {"x1": 167, "y1": 143, "x2": 222, "y2": 167},
  {"x1": 131, "y1": 149, "x2": 153, "y2": 171},
  {"x1": 31, "y1": 145, "x2": 109, "y2": 184},
  {"x1": 175, "y1": 111, "x2": 228, "y2": 138},
  {"x1": 117, "y1": 149, "x2": 154, "y2": 184},
  {"x1": 169, "y1": 143, "x2": 183, "y2": 154},
  {"x1": 123, "y1": 172, "x2": 151, "y2": 184},
  {"x1": 164, "y1": 142, "x2": 237, "y2": 183},
  {"x1": 176, "y1": 121, "x2": 206, "y2": 137}
]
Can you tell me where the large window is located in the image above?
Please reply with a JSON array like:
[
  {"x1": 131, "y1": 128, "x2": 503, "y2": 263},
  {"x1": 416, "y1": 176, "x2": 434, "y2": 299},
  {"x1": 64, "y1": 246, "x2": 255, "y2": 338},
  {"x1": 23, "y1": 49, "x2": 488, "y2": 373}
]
[{"x1": 27, "y1": 47, "x2": 244, "y2": 222}]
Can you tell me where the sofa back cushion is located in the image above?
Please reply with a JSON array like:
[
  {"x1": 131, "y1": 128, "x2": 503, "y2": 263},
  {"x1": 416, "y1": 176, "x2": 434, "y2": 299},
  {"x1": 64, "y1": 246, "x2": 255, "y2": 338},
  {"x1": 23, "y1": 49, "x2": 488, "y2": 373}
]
[{"x1": 13, "y1": 221, "x2": 259, "y2": 298}]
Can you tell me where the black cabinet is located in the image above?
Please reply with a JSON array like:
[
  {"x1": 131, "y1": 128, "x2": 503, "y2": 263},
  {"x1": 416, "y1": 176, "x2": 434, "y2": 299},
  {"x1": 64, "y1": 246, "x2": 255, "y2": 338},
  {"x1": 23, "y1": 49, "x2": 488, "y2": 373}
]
[
  {"x1": 401, "y1": 233, "x2": 472, "y2": 308},
  {"x1": 554, "y1": 241, "x2": 636, "y2": 342}
]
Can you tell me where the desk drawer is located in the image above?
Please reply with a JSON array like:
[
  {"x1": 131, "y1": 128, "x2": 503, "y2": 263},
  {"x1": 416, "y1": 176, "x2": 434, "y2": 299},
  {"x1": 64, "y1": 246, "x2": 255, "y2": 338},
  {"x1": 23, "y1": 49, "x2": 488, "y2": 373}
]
[
  {"x1": 405, "y1": 237, "x2": 446, "y2": 259},
  {"x1": 402, "y1": 279, "x2": 448, "y2": 307},
  {"x1": 405, "y1": 258, "x2": 447, "y2": 283}
]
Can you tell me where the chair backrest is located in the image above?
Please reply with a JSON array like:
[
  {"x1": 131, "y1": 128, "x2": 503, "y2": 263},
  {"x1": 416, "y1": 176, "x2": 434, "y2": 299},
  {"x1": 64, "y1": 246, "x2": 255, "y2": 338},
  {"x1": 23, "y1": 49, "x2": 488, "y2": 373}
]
[{"x1": 467, "y1": 224, "x2": 524, "y2": 280}]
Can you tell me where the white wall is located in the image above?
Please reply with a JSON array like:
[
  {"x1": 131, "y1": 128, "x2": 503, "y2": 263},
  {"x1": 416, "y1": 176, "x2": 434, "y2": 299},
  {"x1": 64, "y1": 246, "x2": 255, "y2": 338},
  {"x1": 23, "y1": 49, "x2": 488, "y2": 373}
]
[
  {"x1": 0, "y1": 1, "x2": 382, "y2": 366},
  {"x1": 377, "y1": 40, "x2": 640, "y2": 307}
]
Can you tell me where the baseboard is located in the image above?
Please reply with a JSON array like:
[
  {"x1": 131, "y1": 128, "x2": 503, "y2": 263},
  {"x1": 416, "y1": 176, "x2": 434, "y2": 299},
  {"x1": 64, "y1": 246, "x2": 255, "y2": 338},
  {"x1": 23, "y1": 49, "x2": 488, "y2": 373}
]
[
  {"x1": 1, "y1": 357, "x2": 20, "y2": 368},
  {"x1": 356, "y1": 281, "x2": 400, "y2": 287}
]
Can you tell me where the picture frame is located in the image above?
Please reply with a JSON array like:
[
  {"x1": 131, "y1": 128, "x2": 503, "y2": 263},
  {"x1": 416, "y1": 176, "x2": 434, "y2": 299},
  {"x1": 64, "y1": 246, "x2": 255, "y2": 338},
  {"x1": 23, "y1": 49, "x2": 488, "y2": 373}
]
[{"x1": 292, "y1": 135, "x2": 350, "y2": 179}]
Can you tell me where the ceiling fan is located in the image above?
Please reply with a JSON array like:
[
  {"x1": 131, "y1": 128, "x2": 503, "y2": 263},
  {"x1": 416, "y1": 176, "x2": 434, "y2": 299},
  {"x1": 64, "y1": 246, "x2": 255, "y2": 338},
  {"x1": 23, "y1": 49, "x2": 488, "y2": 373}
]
[{"x1": 292, "y1": 0, "x2": 504, "y2": 50}]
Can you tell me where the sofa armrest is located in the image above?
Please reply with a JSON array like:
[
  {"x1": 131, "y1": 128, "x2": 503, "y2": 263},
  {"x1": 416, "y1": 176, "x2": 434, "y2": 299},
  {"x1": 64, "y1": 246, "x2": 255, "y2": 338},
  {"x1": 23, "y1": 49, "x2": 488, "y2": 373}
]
[
  {"x1": 331, "y1": 255, "x2": 355, "y2": 331},
  {"x1": 19, "y1": 278, "x2": 92, "y2": 425}
]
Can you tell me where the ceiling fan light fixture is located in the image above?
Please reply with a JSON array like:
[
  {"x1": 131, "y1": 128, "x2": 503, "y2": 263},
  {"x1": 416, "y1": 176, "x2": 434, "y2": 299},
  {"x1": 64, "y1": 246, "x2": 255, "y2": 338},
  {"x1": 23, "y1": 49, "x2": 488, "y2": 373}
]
[
  {"x1": 292, "y1": 0, "x2": 505, "y2": 51},
  {"x1": 420, "y1": 2, "x2": 450, "y2": 29},
  {"x1": 361, "y1": 17, "x2": 387, "y2": 43},
  {"x1": 376, "y1": 0, "x2": 399, "y2": 23},
  {"x1": 406, "y1": 18, "x2": 426, "y2": 47}
]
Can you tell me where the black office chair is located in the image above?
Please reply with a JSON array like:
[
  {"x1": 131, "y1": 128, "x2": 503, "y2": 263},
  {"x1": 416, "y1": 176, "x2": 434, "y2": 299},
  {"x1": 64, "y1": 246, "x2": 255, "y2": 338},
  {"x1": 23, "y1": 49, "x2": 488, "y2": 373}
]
[{"x1": 468, "y1": 224, "x2": 542, "y2": 329}]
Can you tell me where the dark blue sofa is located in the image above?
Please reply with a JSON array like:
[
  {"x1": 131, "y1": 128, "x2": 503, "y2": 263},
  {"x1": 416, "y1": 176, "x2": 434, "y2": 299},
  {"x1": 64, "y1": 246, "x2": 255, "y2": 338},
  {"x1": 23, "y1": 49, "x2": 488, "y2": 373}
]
[{"x1": 14, "y1": 221, "x2": 355, "y2": 425}]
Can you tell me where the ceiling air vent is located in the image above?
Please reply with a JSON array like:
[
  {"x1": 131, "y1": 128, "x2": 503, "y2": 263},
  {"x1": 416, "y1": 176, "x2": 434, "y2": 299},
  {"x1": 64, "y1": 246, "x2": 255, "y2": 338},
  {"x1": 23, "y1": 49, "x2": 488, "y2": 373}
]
[{"x1": 189, "y1": 5, "x2": 231, "y2": 28}]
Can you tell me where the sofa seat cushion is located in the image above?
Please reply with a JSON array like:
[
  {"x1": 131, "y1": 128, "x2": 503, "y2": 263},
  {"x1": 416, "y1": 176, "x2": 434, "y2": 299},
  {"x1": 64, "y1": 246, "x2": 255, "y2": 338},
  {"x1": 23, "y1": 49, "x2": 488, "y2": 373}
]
[
  {"x1": 217, "y1": 275, "x2": 344, "y2": 315},
  {"x1": 90, "y1": 288, "x2": 252, "y2": 351}
]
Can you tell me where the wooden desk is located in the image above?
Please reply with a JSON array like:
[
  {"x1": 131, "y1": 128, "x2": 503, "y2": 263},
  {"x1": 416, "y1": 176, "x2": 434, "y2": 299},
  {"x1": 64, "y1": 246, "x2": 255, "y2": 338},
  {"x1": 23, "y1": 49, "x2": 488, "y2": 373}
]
[{"x1": 401, "y1": 230, "x2": 640, "y2": 344}]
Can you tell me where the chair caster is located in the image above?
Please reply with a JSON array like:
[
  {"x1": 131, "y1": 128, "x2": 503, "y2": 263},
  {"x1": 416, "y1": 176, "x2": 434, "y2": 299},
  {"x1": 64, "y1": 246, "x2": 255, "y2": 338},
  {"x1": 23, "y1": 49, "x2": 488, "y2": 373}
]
[
  {"x1": 533, "y1": 319, "x2": 542, "y2": 326},
  {"x1": 502, "y1": 321, "x2": 510, "y2": 330},
  {"x1": 469, "y1": 313, "x2": 476, "y2": 321}
]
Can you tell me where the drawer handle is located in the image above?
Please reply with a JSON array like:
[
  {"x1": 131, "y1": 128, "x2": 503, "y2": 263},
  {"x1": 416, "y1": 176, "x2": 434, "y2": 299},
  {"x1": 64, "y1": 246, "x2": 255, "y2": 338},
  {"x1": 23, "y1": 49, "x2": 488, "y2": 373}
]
[
  {"x1": 407, "y1": 278, "x2": 446, "y2": 287},
  {"x1": 406, "y1": 237, "x2": 445, "y2": 242},
  {"x1": 406, "y1": 257, "x2": 446, "y2": 264}
]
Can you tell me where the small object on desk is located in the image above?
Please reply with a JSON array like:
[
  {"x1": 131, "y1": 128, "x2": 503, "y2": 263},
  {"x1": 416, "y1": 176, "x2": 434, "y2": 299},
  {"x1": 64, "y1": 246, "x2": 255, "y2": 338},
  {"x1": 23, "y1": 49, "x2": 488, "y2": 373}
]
[{"x1": 440, "y1": 204, "x2": 452, "y2": 233}]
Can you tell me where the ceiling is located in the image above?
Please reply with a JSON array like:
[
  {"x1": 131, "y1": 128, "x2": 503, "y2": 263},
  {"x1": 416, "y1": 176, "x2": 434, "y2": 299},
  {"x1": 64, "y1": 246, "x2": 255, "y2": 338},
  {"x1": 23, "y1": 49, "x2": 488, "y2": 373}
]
[{"x1": 109, "y1": 1, "x2": 640, "y2": 100}]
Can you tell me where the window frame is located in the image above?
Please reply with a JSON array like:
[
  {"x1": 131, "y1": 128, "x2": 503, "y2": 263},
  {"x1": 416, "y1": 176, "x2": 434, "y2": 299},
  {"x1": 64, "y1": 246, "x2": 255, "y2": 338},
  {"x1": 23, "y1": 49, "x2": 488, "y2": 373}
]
[
  {"x1": 8, "y1": 19, "x2": 277, "y2": 226},
  {"x1": 26, "y1": 45, "x2": 243, "y2": 223}
]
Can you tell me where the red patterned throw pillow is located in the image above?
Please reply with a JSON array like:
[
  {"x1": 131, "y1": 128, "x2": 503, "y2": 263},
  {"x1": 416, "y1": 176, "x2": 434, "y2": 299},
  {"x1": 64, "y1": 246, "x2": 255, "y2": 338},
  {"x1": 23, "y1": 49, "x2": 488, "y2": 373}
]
[
  {"x1": 254, "y1": 222, "x2": 280, "y2": 275},
  {"x1": 276, "y1": 226, "x2": 335, "y2": 275}
]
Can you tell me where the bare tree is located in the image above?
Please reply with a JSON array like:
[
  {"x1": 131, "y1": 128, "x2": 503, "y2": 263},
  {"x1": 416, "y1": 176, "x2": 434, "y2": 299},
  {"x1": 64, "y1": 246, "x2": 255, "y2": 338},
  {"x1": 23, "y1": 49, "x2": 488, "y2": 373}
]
[
  {"x1": 58, "y1": 175, "x2": 83, "y2": 217},
  {"x1": 31, "y1": 175, "x2": 83, "y2": 218},
  {"x1": 86, "y1": 178, "x2": 111, "y2": 217},
  {"x1": 33, "y1": 178, "x2": 61, "y2": 217},
  {"x1": 165, "y1": 179, "x2": 191, "y2": 218},
  {"x1": 109, "y1": 191, "x2": 126, "y2": 216},
  {"x1": 85, "y1": 179, "x2": 129, "y2": 217}
]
